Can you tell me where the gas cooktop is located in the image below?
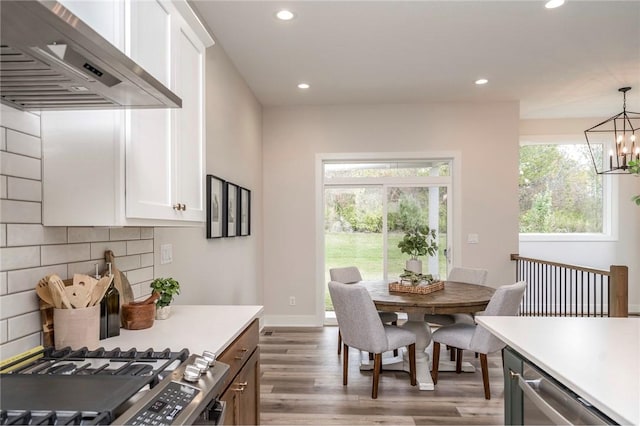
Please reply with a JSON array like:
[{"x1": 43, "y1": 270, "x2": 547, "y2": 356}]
[{"x1": 0, "y1": 346, "x2": 190, "y2": 425}]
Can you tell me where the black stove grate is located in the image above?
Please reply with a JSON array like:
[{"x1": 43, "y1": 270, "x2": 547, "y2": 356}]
[{"x1": 0, "y1": 347, "x2": 189, "y2": 425}]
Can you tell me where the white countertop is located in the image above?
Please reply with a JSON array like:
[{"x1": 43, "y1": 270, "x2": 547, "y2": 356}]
[
  {"x1": 476, "y1": 316, "x2": 639, "y2": 425},
  {"x1": 103, "y1": 305, "x2": 263, "y2": 357}
]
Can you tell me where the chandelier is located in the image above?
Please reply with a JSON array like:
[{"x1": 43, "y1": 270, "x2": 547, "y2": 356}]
[{"x1": 584, "y1": 87, "x2": 640, "y2": 174}]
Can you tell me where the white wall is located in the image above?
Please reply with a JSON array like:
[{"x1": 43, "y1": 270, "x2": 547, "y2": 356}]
[
  {"x1": 262, "y1": 102, "x2": 520, "y2": 326},
  {"x1": 520, "y1": 119, "x2": 640, "y2": 313},
  {"x1": 154, "y1": 43, "x2": 263, "y2": 306}
]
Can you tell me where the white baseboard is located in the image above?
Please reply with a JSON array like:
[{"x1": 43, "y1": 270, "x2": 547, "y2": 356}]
[
  {"x1": 628, "y1": 304, "x2": 640, "y2": 316},
  {"x1": 262, "y1": 315, "x2": 322, "y2": 327}
]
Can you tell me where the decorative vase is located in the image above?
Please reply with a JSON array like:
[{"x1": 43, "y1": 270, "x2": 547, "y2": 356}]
[
  {"x1": 406, "y1": 259, "x2": 422, "y2": 274},
  {"x1": 156, "y1": 305, "x2": 171, "y2": 320}
]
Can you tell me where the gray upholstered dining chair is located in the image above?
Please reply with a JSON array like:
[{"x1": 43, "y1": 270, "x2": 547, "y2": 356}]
[
  {"x1": 328, "y1": 280, "x2": 417, "y2": 399},
  {"x1": 425, "y1": 266, "x2": 488, "y2": 326},
  {"x1": 431, "y1": 280, "x2": 526, "y2": 399},
  {"x1": 329, "y1": 266, "x2": 399, "y2": 356}
]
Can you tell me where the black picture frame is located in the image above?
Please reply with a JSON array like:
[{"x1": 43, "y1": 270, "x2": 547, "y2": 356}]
[
  {"x1": 206, "y1": 175, "x2": 226, "y2": 238},
  {"x1": 226, "y1": 182, "x2": 238, "y2": 237},
  {"x1": 239, "y1": 187, "x2": 251, "y2": 236}
]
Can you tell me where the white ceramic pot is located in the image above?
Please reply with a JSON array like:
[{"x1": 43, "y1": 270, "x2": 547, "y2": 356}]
[
  {"x1": 405, "y1": 259, "x2": 422, "y2": 274},
  {"x1": 156, "y1": 305, "x2": 171, "y2": 320}
]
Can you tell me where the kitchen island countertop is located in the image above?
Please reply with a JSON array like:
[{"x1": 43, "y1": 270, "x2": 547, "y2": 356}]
[
  {"x1": 103, "y1": 305, "x2": 263, "y2": 357},
  {"x1": 477, "y1": 316, "x2": 639, "y2": 425}
]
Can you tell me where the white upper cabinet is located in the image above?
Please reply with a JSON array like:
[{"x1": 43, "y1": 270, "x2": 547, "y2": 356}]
[{"x1": 42, "y1": 0, "x2": 213, "y2": 226}]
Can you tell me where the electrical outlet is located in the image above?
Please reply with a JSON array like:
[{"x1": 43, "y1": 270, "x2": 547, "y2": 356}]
[
  {"x1": 289, "y1": 296, "x2": 296, "y2": 306},
  {"x1": 160, "y1": 244, "x2": 173, "y2": 264},
  {"x1": 467, "y1": 233, "x2": 479, "y2": 244}
]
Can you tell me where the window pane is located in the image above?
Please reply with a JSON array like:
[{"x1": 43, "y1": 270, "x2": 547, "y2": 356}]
[
  {"x1": 519, "y1": 144, "x2": 603, "y2": 233},
  {"x1": 325, "y1": 161, "x2": 450, "y2": 178},
  {"x1": 386, "y1": 186, "x2": 447, "y2": 280},
  {"x1": 324, "y1": 187, "x2": 383, "y2": 311}
]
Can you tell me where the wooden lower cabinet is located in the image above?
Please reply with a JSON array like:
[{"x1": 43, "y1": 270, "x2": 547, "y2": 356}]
[{"x1": 218, "y1": 319, "x2": 260, "y2": 425}]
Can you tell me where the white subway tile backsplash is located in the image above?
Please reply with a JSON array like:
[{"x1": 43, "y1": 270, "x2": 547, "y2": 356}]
[
  {"x1": 0, "y1": 333, "x2": 42, "y2": 361},
  {"x1": 8, "y1": 311, "x2": 40, "y2": 340},
  {"x1": 0, "y1": 320, "x2": 7, "y2": 344},
  {"x1": 110, "y1": 227, "x2": 140, "y2": 241},
  {"x1": 0, "y1": 106, "x2": 40, "y2": 137},
  {"x1": 7, "y1": 264, "x2": 67, "y2": 293},
  {"x1": 68, "y1": 260, "x2": 106, "y2": 278},
  {"x1": 0, "y1": 272, "x2": 7, "y2": 295},
  {"x1": 6, "y1": 129, "x2": 41, "y2": 159},
  {"x1": 0, "y1": 290, "x2": 39, "y2": 320},
  {"x1": 0, "y1": 151, "x2": 41, "y2": 180},
  {"x1": 133, "y1": 280, "x2": 153, "y2": 300},
  {"x1": 0, "y1": 127, "x2": 6, "y2": 150},
  {"x1": 41, "y1": 243, "x2": 90, "y2": 266},
  {"x1": 140, "y1": 253, "x2": 153, "y2": 268},
  {"x1": 125, "y1": 267, "x2": 153, "y2": 285},
  {"x1": 0, "y1": 176, "x2": 6, "y2": 198},
  {"x1": 68, "y1": 227, "x2": 110, "y2": 243},
  {"x1": 127, "y1": 239, "x2": 153, "y2": 255},
  {"x1": 140, "y1": 228, "x2": 154, "y2": 239},
  {"x1": 90, "y1": 241, "x2": 126, "y2": 259},
  {"x1": 0, "y1": 224, "x2": 5, "y2": 247},
  {"x1": 0, "y1": 246, "x2": 40, "y2": 271},
  {"x1": 7, "y1": 224, "x2": 66, "y2": 246},
  {"x1": 7, "y1": 177, "x2": 41, "y2": 202},
  {"x1": 0, "y1": 200, "x2": 41, "y2": 223},
  {"x1": 113, "y1": 254, "x2": 141, "y2": 272}
]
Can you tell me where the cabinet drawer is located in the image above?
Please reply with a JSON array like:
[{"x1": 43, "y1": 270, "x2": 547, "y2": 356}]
[{"x1": 218, "y1": 319, "x2": 258, "y2": 390}]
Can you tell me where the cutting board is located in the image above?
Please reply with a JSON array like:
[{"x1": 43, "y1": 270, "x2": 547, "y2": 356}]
[{"x1": 104, "y1": 250, "x2": 135, "y2": 325}]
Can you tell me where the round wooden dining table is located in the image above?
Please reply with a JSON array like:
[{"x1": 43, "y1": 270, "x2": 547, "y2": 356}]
[{"x1": 361, "y1": 280, "x2": 495, "y2": 391}]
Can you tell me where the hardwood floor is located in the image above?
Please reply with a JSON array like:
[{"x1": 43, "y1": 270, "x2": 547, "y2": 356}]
[{"x1": 260, "y1": 325, "x2": 504, "y2": 425}]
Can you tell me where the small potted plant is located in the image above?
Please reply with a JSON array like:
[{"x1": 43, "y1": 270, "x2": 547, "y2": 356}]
[
  {"x1": 150, "y1": 277, "x2": 180, "y2": 320},
  {"x1": 397, "y1": 225, "x2": 438, "y2": 274}
]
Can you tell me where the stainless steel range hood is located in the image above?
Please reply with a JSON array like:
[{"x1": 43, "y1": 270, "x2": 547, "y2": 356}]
[{"x1": 0, "y1": 1, "x2": 182, "y2": 110}]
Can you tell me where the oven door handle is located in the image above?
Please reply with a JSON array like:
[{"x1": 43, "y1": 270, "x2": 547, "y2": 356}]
[{"x1": 511, "y1": 372, "x2": 572, "y2": 426}]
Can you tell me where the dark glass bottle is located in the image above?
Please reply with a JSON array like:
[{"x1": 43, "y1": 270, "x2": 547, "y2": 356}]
[{"x1": 100, "y1": 282, "x2": 120, "y2": 339}]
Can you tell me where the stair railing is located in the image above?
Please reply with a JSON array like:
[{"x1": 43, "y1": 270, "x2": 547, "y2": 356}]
[{"x1": 510, "y1": 254, "x2": 628, "y2": 317}]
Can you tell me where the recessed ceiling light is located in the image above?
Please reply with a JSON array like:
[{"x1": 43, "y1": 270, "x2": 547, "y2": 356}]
[
  {"x1": 545, "y1": 0, "x2": 565, "y2": 9},
  {"x1": 276, "y1": 10, "x2": 295, "y2": 21},
  {"x1": 297, "y1": 83, "x2": 310, "y2": 89},
  {"x1": 475, "y1": 78, "x2": 488, "y2": 85}
]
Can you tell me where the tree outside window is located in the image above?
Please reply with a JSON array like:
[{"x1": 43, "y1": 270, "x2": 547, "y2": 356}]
[{"x1": 519, "y1": 143, "x2": 603, "y2": 233}]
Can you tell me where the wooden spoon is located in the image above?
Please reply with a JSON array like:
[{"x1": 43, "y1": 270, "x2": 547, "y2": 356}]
[
  {"x1": 73, "y1": 274, "x2": 98, "y2": 298},
  {"x1": 65, "y1": 284, "x2": 91, "y2": 308},
  {"x1": 90, "y1": 275, "x2": 113, "y2": 306},
  {"x1": 48, "y1": 275, "x2": 71, "y2": 309},
  {"x1": 36, "y1": 277, "x2": 54, "y2": 306}
]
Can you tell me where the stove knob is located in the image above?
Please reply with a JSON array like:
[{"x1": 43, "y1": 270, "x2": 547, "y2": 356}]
[
  {"x1": 202, "y1": 350, "x2": 216, "y2": 367},
  {"x1": 193, "y1": 356, "x2": 209, "y2": 373},
  {"x1": 183, "y1": 364, "x2": 200, "y2": 382}
]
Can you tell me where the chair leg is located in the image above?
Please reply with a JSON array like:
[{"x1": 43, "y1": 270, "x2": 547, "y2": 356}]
[
  {"x1": 392, "y1": 321, "x2": 398, "y2": 357},
  {"x1": 480, "y1": 353, "x2": 491, "y2": 399},
  {"x1": 449, "y1": 345, "x2": 455, "y2": 361},
  {"x1": 408, "y1": 344, "x2": 416, "y2": 386},
  {"x1": 343, "y1": 344, "x2": 349, "y2": 386},
  {"x1": 369, "y1": 352, "x2": 374, "y2": 361},
  {"x1": 338, "y1": 330, "x2": 342, "y2": 355},
  {"x1": 431, "y1": 341, "x2": 440, "y2": 383},
  {"x1": 456, "y1": 348, "x2": 463, "y2": 373},
  {"x1": 372, "y1": 353, "x2": 382, "y2": 399}
]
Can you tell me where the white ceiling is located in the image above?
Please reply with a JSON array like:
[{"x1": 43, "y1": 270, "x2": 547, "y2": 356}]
[{"x1": 192, "y1": 1, "x2": 640, "y2": 119}]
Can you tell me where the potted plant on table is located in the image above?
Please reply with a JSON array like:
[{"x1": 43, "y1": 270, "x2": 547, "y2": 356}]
[
  {"x1": 150, "y1": 277, "x2": 180, "y2": 320},
  {"x1": 397, "y1": 225, "x2": 438, "y2": 275}
]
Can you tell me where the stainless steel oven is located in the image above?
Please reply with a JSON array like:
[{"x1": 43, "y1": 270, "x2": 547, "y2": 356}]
[
  {"x1": 0, "y1": 346, "x2": 229, "y2": 425},
  {"x1": 503, "y1": 347, "x2": 616, "y2": 425}
]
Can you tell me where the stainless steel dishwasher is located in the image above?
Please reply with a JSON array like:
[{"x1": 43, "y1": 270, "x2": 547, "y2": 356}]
[{"x1": 503, "y1": 347, "x2": 617, "y2": 425}]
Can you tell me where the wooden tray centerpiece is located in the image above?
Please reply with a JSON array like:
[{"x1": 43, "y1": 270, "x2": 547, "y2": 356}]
[
  {"x1": 389, "y1": 270, "x2": 444, "y2": 294},
  {"x1": 389, "y1": 280, "x2": 444, "y2": 294}
]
